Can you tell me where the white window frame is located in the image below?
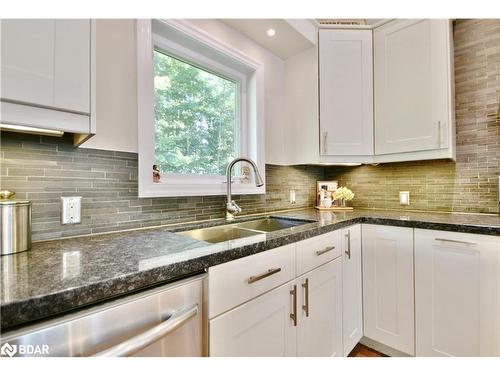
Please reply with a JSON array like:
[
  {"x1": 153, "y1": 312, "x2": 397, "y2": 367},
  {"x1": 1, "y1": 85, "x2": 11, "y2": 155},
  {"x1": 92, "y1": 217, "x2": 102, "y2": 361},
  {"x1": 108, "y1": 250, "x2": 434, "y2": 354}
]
[{"x1": 137, "y1": 19, "x2": 265, "y2": 197}]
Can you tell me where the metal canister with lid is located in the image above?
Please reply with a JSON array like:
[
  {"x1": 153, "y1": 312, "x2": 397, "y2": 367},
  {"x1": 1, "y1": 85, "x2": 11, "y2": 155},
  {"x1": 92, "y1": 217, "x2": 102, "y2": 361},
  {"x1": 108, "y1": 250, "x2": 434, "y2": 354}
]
[{"x1": 0, "y1": 190, "x2": 32, "y2": 255}]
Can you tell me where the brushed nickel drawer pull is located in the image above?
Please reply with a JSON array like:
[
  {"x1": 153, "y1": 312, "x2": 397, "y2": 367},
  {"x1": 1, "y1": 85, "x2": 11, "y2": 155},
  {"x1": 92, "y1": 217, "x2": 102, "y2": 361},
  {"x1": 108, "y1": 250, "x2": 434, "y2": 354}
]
[
  {"x1": 290, "y1": 284, "x2": 297, "y2": 326},
  {"x1": 316, "y1": 246, "x2": 335, "y2": 256},
  {"x1": 247, "y1": 267, "x2": 282, "y2": 284},
  {"x1": 435, "y1": 238, "x2": 477, "y2": 246},
  {"x1": 345, "y1": 230, "x2": 351, "y2": 259},
  {"x1": 302, "y1": 278, "x2": 309, "y2": 317}
]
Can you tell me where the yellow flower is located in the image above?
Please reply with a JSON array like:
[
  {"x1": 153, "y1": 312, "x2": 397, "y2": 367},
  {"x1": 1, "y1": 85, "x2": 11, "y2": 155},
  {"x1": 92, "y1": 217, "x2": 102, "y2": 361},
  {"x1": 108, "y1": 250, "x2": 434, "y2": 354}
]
[{"x1": 333, "y1": 187, "x2": 355, "y2": 201}]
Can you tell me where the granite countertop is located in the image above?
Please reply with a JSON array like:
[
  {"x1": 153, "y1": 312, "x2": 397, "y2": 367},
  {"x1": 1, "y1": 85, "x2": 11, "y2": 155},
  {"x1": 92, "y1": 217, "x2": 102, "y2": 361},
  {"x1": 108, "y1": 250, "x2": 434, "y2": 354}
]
[{"x1": 1, "y1": 208, "x2": 499, "y2": 331}]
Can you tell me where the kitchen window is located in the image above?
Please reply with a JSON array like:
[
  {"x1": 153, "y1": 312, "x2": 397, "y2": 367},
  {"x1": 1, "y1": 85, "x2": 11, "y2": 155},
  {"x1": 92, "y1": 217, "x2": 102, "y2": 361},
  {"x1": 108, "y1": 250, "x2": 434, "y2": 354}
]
[
  {"x1": 137, "y1": 19, "x2": 265, "y2": 197},
  {"x1": 153, "y1": 50, "x2": 239, "y2": 176}
]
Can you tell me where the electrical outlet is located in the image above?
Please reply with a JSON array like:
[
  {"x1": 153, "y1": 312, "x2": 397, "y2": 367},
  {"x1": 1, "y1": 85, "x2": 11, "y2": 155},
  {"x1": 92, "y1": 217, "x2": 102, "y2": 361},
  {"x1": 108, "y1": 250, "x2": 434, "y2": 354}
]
[
  {"x1": 61, "y1": 196, "x2": 82, "y2": 224},
  {"x1": 399, "y1": 191, "x2": 410, "y2": 206},
  {"x1": 290, "y1": 190, "x2": 296, "y2": 204}
]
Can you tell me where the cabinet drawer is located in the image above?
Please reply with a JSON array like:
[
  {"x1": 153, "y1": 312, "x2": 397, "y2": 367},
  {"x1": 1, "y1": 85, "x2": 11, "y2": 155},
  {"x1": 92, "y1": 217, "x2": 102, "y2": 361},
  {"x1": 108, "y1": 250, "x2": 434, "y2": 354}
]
[
  {"x1": 296, "y1": 230, "x2": 342, "y2": 276},
  {"x1": 208, "y1": 244, "x2": 296, "y2": 319}
]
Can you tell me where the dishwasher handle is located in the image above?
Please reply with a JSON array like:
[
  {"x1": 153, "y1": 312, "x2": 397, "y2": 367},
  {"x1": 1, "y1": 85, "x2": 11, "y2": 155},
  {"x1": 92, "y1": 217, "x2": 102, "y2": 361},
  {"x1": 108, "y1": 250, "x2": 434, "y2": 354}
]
[{"x1": 94, "y1": 303, "x2": 198, "y2": 357}]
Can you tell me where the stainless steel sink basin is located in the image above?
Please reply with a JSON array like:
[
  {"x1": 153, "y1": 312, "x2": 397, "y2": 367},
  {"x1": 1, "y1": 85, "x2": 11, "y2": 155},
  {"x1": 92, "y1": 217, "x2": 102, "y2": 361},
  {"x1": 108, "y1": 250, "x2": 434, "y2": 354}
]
[
  {"x1": 179, "y1": 226, "x2": 259, "y2": 244},
  {"x1": 178, "y1": 216, "x2": 314, "y2": 244},
  {"x1": 235, "y1": 217, "x2": 308, "y2": 232}
]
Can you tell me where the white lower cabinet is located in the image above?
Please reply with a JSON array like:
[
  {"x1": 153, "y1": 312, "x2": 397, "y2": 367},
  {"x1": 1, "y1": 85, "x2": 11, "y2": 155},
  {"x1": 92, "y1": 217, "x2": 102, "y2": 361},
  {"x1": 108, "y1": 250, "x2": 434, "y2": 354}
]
[
  {"x1": 341, "y1": 224, "x2": 363, "y2": 356},
  {"x1": 362, "y1": 224, "x2": 415, "y2": 355},
  {"x1": 209, "y1": 258, "x2": 344, "y2": 357},
  {"x1": 297, "y1": 258, "x2": 343, "y2": 357},
  {"x1": 209, "y1": 280, "x2": 297, "y2": 357},
  {"x1": 415, "y1": 229, "x2": 500, "y2": 357},
  {"x1": 209, "y1": 230, "x2": 345, "y2": 357}
]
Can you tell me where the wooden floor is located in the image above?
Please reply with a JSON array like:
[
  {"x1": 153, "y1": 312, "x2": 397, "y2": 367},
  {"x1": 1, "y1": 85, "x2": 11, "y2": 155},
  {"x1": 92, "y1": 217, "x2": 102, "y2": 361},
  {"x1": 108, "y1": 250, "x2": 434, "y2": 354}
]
[{"x1": 348, "y1": 344, "x2": 387, "y2": 357}]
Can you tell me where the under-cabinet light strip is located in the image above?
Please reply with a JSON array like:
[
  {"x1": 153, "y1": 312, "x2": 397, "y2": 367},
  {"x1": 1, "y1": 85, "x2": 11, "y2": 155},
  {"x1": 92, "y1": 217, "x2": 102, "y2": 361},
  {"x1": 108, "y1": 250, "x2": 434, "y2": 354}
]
[{"x1": 0, "y1": 123, "x2": 64, "y2": 137}]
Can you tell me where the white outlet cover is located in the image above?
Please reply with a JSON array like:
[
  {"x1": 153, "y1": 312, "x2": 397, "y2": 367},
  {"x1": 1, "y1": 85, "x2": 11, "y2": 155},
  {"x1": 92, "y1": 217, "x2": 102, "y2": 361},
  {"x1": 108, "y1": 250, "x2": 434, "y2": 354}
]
[
  {"x1": 399, "y1": 191, "x2": 410, "y2": 206},
  {"x1": 61, "y1": 196, "x2": 82, "y2": 224}
]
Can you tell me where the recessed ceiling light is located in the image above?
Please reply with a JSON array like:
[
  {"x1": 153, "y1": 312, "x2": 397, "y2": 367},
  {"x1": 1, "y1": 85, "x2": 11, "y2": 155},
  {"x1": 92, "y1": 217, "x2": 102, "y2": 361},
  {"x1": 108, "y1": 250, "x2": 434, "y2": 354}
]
[{"x1": 267, "y1": 28, "x2": 276, "y2": 37}]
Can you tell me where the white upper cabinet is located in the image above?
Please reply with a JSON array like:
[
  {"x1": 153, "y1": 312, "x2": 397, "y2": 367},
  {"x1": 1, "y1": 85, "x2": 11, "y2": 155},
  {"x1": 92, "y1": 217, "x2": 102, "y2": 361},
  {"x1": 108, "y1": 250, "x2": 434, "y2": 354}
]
[
  {"x1": 1, "y1": 19, "x2": 94, "y2": 141},
  {"x1": 374, "y1": 19, "x2": 455, "y2": 158},
  {"x1": 415, "y1": 229, "x2": 500, "y2": 357},
  {"x1": 280, "y1": 19, "x2": 456, "y2": 165},
  {"x1": 319, "y1": 29, "x2": 374, "y2": 156}
]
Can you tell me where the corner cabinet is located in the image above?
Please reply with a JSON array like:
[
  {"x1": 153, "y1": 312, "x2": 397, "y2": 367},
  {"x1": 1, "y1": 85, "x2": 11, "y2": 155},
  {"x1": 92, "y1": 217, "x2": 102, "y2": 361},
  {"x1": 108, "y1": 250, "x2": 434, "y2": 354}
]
[
  {"x1": 373, "y1": 19, "x2": 455, "y2": 161},
  {"x1": 415, "y1": 229, "x2": 500, "y2": 357},
  {"x1": 0, "y1": 19, "x2": 95, "y2": 145},
  {"x1": 282, "y1": 19, "x2": 456, "y2": 165},
  {"x1": 319, "y1": 29, "x2": 373, "y2": 158},
  {"x1": 362, "y1": 224, "x2": 415, "y2": 356}
]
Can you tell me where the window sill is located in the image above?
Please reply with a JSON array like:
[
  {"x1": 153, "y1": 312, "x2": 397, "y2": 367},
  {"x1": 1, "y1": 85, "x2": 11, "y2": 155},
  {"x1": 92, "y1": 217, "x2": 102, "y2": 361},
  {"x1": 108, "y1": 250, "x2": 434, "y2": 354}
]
[{"x1": 139, "y1": 181, "x2": 266, "y2": 198}]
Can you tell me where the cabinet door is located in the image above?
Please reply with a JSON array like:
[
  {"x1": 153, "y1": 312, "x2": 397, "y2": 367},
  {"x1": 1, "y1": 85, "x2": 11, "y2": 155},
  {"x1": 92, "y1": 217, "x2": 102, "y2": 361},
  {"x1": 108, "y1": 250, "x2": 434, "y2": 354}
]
[
  {"x1": 297, "y1": 258, "x2": 343, "y2": 357},
  {"x1": 362, "y1": 224, "x2": 415, "y2": 355},
  {"x1": 209, "y1": 281, "x2": 297, "y2": 357},
  {"x1": 1, "y1": 19, "x2": 56, "y2": 108},
  {"x1": 1, "y1": 19, "x2": 91, "y2": 114},
  {"x1": 319, "y1": 29, "x2": 373, "y2": 156},
  {"x1": 374, "y1": 19, "x2": 452, "y2": 155},
  {"x1": 342, "y1": 224, "x2": 363, "y2": 356},
  {"x1": 415, "y1": 229, "x2": 500, "y2": 357}
]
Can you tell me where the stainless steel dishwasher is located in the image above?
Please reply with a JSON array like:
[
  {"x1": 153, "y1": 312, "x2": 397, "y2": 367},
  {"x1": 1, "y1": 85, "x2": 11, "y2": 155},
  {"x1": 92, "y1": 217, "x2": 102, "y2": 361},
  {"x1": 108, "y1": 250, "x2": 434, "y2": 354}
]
[{"x1": 0, "y1": 274, "x2": 207, "y2": 357}]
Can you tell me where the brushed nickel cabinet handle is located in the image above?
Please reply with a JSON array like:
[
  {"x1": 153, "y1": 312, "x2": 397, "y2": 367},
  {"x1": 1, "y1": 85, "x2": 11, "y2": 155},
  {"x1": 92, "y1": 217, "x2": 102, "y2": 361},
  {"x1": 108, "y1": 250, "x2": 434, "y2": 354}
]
[
  {"x1": 290, "y1": 284, "x2": 297, "y2": 326},
  {"x1": 302, "y1": 278, "x2": 309, "y2": 317},
  {"x1": 316, "y1": 246, "x2": 335, "y2": 256},
  {"x1": 435, "y1": 238, "x2": 477, "y2": 246},
  {"x1": 322, "y1": 132, "x2": 328, "y2": 154},
  {"x1": 247, "y1": 268, "x2": 282, "y2": 284},
  {"x1": 345, "y1": 230, "x2": 351, "y2": 259}
]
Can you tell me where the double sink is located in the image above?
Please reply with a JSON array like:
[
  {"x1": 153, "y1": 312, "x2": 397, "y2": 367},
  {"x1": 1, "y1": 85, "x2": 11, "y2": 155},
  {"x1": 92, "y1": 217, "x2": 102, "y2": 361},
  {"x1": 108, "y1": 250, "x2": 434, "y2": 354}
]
[{"x1": 178, "y1": 216, "x2": 314, "y2": 244}]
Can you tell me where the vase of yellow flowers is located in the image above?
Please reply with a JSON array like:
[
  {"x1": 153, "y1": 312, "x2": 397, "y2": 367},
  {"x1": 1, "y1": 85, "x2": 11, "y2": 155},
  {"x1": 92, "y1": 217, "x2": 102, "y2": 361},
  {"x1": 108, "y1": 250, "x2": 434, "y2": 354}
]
[{"x1": 333, "y1": 186, "x2": 355, "y2": 207}]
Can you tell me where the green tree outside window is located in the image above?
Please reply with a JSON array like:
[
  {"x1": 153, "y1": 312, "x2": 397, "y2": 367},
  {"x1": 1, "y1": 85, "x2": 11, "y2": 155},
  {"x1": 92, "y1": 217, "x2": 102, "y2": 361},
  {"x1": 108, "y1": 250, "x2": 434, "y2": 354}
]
[{"x1": 153, "y1": 50, "x2": 238, "y2": 176}]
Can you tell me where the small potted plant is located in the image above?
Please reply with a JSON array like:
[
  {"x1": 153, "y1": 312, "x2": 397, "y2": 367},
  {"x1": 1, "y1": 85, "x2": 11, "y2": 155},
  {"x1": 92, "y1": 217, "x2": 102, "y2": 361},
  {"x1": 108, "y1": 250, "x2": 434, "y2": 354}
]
[{"x1": 333, "y1": 186, "x2": 355, "y2": 208}]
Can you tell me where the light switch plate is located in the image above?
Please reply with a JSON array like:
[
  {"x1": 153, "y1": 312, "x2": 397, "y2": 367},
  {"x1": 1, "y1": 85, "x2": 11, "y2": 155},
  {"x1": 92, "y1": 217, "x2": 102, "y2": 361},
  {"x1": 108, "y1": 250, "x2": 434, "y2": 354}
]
[
  {"x1": 61, "y1": 196, "x2": 82, "y2": 224},
  {"x1": 399, "y1": 191, "x2": 410, "y2": 206}
]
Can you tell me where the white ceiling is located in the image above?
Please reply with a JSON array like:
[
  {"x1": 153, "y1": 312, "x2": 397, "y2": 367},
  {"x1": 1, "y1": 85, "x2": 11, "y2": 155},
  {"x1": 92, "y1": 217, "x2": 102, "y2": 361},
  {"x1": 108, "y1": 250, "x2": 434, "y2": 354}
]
[{"x1": 221, "y1": 19, "x2": 315, "y2": 60}]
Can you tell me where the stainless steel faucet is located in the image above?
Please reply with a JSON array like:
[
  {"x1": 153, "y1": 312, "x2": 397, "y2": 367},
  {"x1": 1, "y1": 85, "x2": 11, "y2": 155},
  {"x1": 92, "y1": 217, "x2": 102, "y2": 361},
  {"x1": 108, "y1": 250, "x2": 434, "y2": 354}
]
[{"x1": 226, "y1": 157, "x2": 264, "y2": 220}]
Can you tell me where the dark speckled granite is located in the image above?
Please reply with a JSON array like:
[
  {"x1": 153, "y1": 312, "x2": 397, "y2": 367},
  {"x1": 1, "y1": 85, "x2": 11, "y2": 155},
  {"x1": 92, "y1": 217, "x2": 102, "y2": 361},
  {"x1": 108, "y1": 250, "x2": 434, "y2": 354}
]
[{"x1": 1, "y1": 208, "x2": 499, "y2": 331}]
